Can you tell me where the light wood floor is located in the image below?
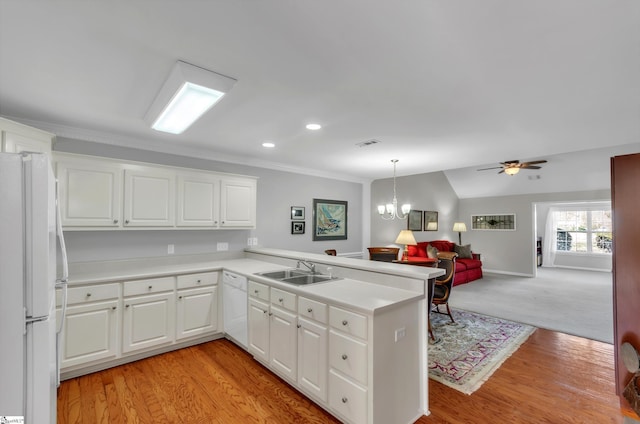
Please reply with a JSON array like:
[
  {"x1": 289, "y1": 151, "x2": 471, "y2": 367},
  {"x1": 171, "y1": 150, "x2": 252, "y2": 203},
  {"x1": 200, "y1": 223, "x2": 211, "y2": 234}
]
[{"x1": 58, "y1": 329, "x2": 623, "y2": 424}]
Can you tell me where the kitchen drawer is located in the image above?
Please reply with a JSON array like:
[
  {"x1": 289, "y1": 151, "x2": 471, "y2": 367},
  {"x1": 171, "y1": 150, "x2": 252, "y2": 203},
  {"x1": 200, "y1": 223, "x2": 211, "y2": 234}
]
[
  {"x1": 330, "y1": 306, "x2": 368, "y2": 340},
  {"x1": 329, "y1": 369, "x2": 367, "y2": 424},
  {"x1": 270, "y1": 287, "x2": 296, "y2": 312},
  {"x1": 60, "y1": 283, "x2": 120, "y2": 306},
  {"x1": 177, "y1": 271, "x2": 218, "y2": 289},
  {"x1": 124, "y1": 276, "x2": 175, "y2": 297},
  {"x1": 298, "y1": 296, "x2": 328, "y2": 324},
  {"x1": 329, "y1": 330, "x2": 368, "y2": 385},
  {"x1": 248, "y1": 280, "x2": 269, "y2": 302}
]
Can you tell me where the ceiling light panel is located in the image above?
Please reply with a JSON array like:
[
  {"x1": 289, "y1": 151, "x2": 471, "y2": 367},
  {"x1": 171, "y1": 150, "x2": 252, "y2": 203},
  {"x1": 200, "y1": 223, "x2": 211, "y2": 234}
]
[{"x1": 145, "y1": 61, "x2": 237, "y2": 134}]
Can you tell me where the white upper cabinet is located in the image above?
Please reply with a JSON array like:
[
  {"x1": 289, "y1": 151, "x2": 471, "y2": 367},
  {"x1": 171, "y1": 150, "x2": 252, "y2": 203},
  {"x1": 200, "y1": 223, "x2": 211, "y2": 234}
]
[
  {"x1": 220, "y1": 178, "x2": 257, "y2": 228},
  {"x1": 0, "y1": 117, "x2": 54, "y2": 156},
  {"x1": 53, "y1": 153, "x2": 257, "y2": 230},
  {"x1": 123, "y1": 168, "x2": 175, "y2": 227},
  {"x1": 57, "y1": 161, "x2": 123, "y2": 227},
  {"x1": 177, "y1": 173, "x2": 220, "y2": 227}
]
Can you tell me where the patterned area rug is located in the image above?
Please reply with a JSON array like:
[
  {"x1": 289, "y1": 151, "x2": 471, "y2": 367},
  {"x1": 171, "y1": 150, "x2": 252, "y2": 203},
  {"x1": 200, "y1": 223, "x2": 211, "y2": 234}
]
[{"x1": 428, "y1": 308, "x2": 536, "y2": 395}]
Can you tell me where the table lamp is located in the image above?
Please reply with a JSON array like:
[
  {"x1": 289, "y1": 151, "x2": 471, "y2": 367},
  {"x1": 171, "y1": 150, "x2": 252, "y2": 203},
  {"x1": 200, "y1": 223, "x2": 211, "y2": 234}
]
[
  {"x1": 395, "y1": 230, "x2": 417, "y2": 261},
  {"x1": 453, "y1": 222, "x2": 467, "y2": 245}
]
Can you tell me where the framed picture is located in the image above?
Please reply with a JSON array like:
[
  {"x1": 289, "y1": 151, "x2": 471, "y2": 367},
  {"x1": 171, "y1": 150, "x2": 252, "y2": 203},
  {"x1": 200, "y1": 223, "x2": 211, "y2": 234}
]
[
  {"x1": 471, "y1": 214, "x2": 516, "y2": 231},
  {"x1": 424, "y1": 211, "x2": 438, "y2": 231},
  {"x1": 291, "y1": 221, "x2": 305, "y2": 234},
  {"x1": 407, "y1": 209, "x2": 423, "y2": 231},
  {"x1": 291, "y1": 206, "x2": 305, "y2": 220},
  {"x1": 312, "y1": 199, "x2": 347, "y2": 241}
]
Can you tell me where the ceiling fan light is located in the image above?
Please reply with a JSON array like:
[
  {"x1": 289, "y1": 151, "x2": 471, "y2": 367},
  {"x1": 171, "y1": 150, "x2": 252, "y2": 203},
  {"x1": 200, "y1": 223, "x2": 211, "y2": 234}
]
[{"x1": 504, "y1": 167, "x2": 520, "y2": 176}]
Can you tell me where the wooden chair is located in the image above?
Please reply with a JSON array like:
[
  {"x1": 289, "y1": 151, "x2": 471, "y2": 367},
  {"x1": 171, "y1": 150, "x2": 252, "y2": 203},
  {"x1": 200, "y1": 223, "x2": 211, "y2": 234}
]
[
  {"x1": 432, "y1": 252, "x2": 457, "y2": 323},
  {"x1": 324, "y1": 249, "x2": 337, "y2": 256},
  {"x1": 367, "y1": 247, "x2": 400, "y2": 262}
]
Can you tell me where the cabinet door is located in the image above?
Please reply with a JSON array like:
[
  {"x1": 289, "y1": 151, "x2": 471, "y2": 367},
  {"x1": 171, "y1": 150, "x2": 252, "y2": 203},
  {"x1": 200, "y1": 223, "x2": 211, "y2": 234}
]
[
  {"x1": 220, "y1": 178, "x2": 256, "y2": 228},
  {"x1": 1, "y1": 117, "x2": 53, "y2": 155},
  {"x1": 123, "y1": 169, "x2": 175, "y2": 227},
  {"x1": 122, "y1": 292, "x2": 175, "y2": 353},
  {"x1": 57, "y1": 161, "x2": 123, "y2": 227},
  {"x1": 270, "y1": 306, "x2": 298, "y2": 381},
  {"x1": 58, "y1": 299, "x2": 119, "y2": 368},
  {"x1": 176, "y1": 286, "x2": 218, "y2": 340},
  {"x1": 298, "y1": 316, "x2": 328, "y2": 402},
  {"x1": 248, "y1": 298, "x2": 270, "y2": 363},
  {"x1": 176, "y1": 173, "x2": 220, "y2": 227}
]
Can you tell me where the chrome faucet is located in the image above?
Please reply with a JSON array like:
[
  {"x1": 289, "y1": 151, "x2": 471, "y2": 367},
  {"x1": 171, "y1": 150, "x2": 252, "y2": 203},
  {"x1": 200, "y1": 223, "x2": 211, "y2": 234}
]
[{"x1": 297, "y1": 259, "x2": 316, "y2": 274}]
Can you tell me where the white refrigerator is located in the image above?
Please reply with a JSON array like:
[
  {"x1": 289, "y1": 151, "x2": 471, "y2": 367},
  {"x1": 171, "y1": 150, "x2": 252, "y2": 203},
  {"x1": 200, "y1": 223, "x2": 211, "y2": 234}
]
[{"x1": 0, "y1": 152, "x2": 68, "y2": 424}]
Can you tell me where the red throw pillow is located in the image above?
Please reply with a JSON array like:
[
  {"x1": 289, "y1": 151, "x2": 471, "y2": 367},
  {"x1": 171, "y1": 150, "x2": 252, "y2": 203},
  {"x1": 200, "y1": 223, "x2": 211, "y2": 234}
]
[{"x1": 407, "y1": 245, "x2": 418, "y2": 257}]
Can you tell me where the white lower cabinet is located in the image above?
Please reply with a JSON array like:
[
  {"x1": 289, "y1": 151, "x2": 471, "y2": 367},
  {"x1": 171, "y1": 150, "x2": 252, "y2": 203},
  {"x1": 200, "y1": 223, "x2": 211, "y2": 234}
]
[
  {"x1": 57, "y1": 283, "x2": 120, "y2": 369},
  {"x1": 297, "y1": 296, "x2": 328, "y2": 402},
  {"x1": 269, "y1": 287, "x2": 298, "y2": 382},
  {"x1": 248, "y1": 297, "x2": 270, "y2": 362},
  {"x1": 176, "y1": 272, "x2": 219, "y2": 340}
]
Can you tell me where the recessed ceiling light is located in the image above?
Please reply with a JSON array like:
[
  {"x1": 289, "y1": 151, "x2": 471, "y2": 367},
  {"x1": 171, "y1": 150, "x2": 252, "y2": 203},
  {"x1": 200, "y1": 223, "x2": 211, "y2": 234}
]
[
  {"x1": 262, "y1": 142, "x2": 275, "y2": 148},
  {"x1": 306, "y1": 123, "x2": 322, "y2": 130}
]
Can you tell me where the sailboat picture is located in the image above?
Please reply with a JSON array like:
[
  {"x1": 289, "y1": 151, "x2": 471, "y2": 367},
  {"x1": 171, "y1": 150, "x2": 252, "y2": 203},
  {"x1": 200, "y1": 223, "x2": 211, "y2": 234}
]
[{"x1": 312, "y1": 199, "x2": 348, "y2": 241}]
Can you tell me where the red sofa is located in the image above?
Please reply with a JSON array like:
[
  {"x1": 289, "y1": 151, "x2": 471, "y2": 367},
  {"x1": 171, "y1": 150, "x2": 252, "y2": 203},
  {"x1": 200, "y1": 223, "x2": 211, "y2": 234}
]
[{"x1": 406, "y1": 240, "x2": 483, "y2": 286}]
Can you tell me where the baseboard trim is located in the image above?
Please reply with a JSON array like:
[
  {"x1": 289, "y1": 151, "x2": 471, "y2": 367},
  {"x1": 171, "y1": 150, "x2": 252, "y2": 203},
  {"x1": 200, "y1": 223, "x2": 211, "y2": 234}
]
[{"x1": 483, "y1": 269, "x2": 534, "y2": 278}]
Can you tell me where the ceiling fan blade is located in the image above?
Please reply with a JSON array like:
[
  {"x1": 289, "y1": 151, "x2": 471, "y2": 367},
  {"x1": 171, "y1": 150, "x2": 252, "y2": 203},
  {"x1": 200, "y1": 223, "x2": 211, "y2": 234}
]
[
  {"x1": 521, "y1": 165, "x2": 542, "y2": 169},
  {"x1": 522, "y1": 160, "x2": 547, "y2": 166},
  {"x1": 500, "y1": 160, "x2": 520, "y2": 165},
  {"x1": 477, "y1": 166, "x2": 504, "y2": 171},
  {"x1": 498, "y1": 169, "x2": 505, "y2": 174}
]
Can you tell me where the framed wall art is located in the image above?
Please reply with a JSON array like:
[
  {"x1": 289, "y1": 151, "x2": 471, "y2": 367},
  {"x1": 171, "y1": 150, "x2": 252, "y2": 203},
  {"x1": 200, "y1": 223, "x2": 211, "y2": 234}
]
[
  {"x1": 291, "y1": 206, "x2": 305, "y2": 220},
  {"x1": 291, "y1": 221, "x2": 305, "y2": 234},
  {"x1": 424, "y1": 211, "x2": 438, "y2": 231},
  {"x1": 407, "y1": 209, "x2": 423, "y2": 231},
  {"x1": 312, "y1": 199, "x2": 347, "y2": 241},
  {"x1": 471, "y1": 214, "x2": 516, "y2": 231}
]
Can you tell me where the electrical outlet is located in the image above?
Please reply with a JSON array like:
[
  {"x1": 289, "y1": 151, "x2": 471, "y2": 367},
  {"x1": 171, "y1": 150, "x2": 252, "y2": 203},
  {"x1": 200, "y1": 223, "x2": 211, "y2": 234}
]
[
  {"x1": 247, "y1": 238, "x2": 253, "y2": 246},
  {"x1": 394, "y1": 327, "x2": 406, "y2": 342},
  {"x1": 217, "y1": 242, "x2": 229, "y2": 251},
  {"x1": 252, "y1": 237, "x2": 258, "y2": 246},
  {"x1": 168, "y1": 244, "x2": 174, "y2": 254}
]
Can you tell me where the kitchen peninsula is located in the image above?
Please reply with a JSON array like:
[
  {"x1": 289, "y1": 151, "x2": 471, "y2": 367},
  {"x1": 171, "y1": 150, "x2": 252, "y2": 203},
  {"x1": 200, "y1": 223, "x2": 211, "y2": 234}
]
[{"x1": 61, "y1": 247, "x2": 443, "y2": 424}]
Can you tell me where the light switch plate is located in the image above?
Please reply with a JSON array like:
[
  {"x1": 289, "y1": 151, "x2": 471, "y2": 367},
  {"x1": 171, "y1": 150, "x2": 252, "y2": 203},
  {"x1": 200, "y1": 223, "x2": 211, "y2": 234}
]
[
  {"x1": 168, "y1": 244, "x2": 175, "y2": 254},
  {"x1": 217, "y1": 242, "x2": 229, "y2": 251}
]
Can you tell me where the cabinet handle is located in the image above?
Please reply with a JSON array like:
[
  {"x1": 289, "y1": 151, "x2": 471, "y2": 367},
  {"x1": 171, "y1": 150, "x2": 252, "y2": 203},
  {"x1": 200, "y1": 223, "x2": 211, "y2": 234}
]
[
  {"x1": 268, "y1": 312, "x2": 273, "y2": 316},
  {"x1": 341, "y1": 354, "x2": 348, "y2": 360},
  {"x1": 125, "y1": 304, "x2": 130, "y2": 308},
  {"x1": 214, "y1": 221, "x2": 218, "y2": 224},
  {"x1": 178, "y1": 295, "x2": 183, "y2": 300},
  {"x1": 307, "y1": 308, "x2": 313, "y2": 313},
  {"x1": 113, "y1": 219, "x2": 118, "y2": 224},
  {"x1": 263, "y1": 309, "x2": 268, "y2": 314},
  {"x1": 148, "y1": 285, "x2": 153, "y2": 290},
  {"x1": 341, "y1": 397, "x2": 348, "y2": 403},
  {"x1": 254, "y1": 290, "x2": 259, "y2": 294},
  {"x1": 342, "y1": 320, "x2": 348, "y2": 326},
  {"x1": 112, "y1": 306, "x2": 117, "y2": 310},
  {"x1": 125, "y1": 220, "x2": 130, "y2": 224},
  {"x1": 279, "y1": 298, "x2": 284, "y2": 302},
  {"x1": 197, "y1": 279, "x2": 201, "y2": 283},
  {"x1": 86, "y1": 293, "x2": 91, "y2": 297},
  {"x1": 297, "y1": 324, "x2": 301, "y2": 328}
]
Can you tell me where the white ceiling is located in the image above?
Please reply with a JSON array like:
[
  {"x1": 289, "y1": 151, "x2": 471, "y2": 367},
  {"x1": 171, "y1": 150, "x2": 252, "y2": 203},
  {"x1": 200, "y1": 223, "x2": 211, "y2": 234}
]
[{"x1": 1, "y1": 1, "x2": 639, "y2": 189}]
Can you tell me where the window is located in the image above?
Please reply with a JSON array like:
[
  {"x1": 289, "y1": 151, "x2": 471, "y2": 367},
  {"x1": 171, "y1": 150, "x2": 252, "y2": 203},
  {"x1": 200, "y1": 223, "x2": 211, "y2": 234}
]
[{"x1": 554, "y1": 209, "x2": 612, "y2": 254}]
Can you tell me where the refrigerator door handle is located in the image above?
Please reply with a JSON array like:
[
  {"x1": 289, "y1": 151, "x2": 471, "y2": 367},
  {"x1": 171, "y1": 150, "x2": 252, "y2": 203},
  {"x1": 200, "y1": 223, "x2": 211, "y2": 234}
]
[{"x1": 55, "y1": 177, "x2": 69, "y2": 387}]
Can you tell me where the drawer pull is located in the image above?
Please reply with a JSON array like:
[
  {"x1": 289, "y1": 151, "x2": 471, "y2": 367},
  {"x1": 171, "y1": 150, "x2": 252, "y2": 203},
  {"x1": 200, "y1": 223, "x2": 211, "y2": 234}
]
[
  {"x1": 112, "y1": 306, "x2": 116, "y2": 310},
  {"x1": 86, "y1": 293, "x2": 91, "y2": 297},
  {"x1": 254, "y1": 289, "x2": 259, "y2": 294},
  {"x1": 342, "y1": 320, "x2": 348, "y2": 326},
  {"x1": 113, "y1": 219, "x2": 118, "y2": 224},
  {"x1": 341, "y1": 354, "x2": 348, "y2": 360},
  {"x1": 197, "y1": 279, "x2": 201, "y2": 283},
  {"x1": 268, "y1": 312, "x2": 273, "y2": 316},
  {"x1": 279, "y1": 298, "x2": 284, "y2": 302},
  {"x1": 307, "y1": 308, "x2": 313, "y2": 313},
  {"x1": 341, "y1": 397, "x2": 348, "y2": 403},
  {"x1": 263, "y1": 309, "x2": 268, "y2": 314},
  {"x1": 148, "y1": 285, "x2": 153, "y2": 290},
  {"x1": 125, "y1": 304, "x2": 130, "y2": 308},
  {"x1": 125, "y1": 220, "x2": 130, "y2": 224},
  {"x1": 297, "y1": 324, "x2": 301, "y2": 328},
  {"x1": 178, "y1": 295, "x2": 183, "y2": 300}
]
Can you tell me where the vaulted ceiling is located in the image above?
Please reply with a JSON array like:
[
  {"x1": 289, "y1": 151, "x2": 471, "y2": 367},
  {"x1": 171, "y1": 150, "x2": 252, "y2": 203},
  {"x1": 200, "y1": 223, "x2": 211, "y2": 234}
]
[{"x1": 1, "y1": 1, "x2": 638, "y2": 191}]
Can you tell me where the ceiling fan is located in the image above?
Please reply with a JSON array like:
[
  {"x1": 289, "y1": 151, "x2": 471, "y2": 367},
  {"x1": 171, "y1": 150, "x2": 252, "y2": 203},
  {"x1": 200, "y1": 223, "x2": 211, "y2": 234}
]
[{"x1": 477, "y1": 160, "x2": 547, "y2": 176}]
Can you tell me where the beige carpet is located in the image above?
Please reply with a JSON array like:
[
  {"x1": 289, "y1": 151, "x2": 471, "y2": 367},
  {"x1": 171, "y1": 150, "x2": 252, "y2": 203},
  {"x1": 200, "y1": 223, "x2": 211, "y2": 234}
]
[{"x1": 448, "y1": 267, "x2": 612, "y2": 343}]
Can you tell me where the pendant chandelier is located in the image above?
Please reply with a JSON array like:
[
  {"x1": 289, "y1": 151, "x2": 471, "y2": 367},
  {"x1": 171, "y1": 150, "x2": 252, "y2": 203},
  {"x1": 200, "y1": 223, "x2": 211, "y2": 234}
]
[{"x1": 377, "y1": 159, "x2": 411, "y2": 220}]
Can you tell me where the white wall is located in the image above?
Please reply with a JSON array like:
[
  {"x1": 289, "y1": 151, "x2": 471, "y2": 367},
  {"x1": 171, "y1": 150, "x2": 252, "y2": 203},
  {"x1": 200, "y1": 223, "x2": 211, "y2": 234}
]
[
  {"x1": 370, "y1": 171, "x2": 459, "y2": 248},
  {"x1": 55, "y1": 138, "x2": 365, "y2": 263}
]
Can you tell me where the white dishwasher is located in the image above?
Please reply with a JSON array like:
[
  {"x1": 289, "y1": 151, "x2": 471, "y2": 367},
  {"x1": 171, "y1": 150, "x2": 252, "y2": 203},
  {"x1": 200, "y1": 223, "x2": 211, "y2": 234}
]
[{"x1": 222, "y1": 271, "x2": 248, "y2": 349}]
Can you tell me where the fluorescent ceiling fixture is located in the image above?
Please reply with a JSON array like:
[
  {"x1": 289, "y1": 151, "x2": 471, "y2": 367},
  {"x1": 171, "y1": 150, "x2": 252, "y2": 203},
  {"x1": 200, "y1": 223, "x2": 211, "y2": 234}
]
[
  {"x1": 306, "y1": 123, "x2": 322, "y2": 130},
  {"x1": 262, "y1": 142, "x2": 275, "y2": 148},
  {"x1": 145, "y1": 61, "x2": 237, "y2": 134}
]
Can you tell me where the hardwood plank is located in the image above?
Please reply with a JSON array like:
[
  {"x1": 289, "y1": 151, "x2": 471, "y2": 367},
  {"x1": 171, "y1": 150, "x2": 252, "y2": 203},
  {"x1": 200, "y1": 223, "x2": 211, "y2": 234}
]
[{"x1": 58, "y1": 332, "x2": 625, "y2": 424}]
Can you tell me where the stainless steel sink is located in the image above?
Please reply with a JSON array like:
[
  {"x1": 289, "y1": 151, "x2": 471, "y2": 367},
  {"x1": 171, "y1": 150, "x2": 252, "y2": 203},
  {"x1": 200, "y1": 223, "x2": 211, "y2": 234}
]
[{"x1": 255, "y1": 269, "x2": 340, "y2": 285}]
